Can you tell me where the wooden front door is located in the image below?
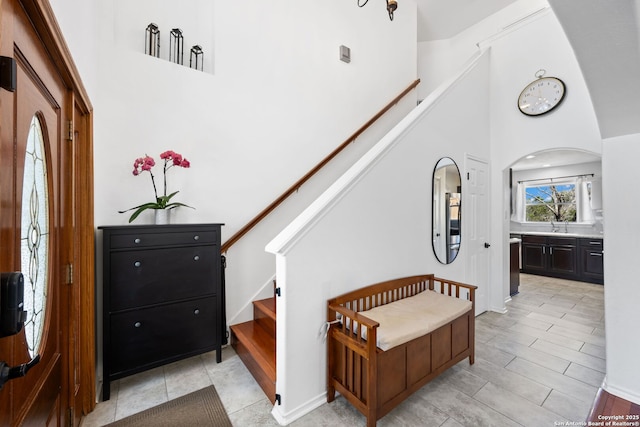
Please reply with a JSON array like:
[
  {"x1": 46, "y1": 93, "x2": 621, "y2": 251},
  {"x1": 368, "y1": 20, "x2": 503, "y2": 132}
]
[{"x1": 0, "y1": 0, "x2": 95, "y2": 425}]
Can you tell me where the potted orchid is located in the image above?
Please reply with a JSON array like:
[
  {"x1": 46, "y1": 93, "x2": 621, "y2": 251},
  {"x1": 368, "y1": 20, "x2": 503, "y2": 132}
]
[{"x1": 119, "y1": 150, "x2": 194, "y2": 223}]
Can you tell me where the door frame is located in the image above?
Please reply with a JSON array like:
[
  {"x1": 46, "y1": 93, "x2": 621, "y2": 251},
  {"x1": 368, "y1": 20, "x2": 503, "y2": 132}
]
[{"x1": 0, "y1": 0, "x2": 94, "y2": 424}]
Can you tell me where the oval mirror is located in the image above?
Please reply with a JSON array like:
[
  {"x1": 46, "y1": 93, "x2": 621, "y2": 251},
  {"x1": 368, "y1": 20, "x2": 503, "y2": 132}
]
[{"x1": 432, "y1": 157, "x2": 461, "y2": 264}]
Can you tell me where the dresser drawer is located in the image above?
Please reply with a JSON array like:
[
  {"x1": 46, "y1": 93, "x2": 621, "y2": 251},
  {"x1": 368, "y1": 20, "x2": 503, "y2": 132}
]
[
  {"x1": 109, "y1": 229, "x2": 218, "y2": 249},
  {"x1": 108, "y1": 297, "x2": 218, "y2": 375},
  {"x1": 109, "y1": 245, "x2": 218, "y2": 311}
]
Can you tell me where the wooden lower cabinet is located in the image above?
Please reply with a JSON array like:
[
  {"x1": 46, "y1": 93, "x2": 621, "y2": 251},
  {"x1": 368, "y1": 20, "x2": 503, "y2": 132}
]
[{"x1": 521, "y1": 235, "x2": 603, "y2": 284}]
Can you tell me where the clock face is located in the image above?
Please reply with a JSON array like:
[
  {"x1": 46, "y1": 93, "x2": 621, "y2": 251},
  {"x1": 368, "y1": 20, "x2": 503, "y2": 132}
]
[{"x1": 518, "y1": 77, "x2": 565, "y2": 116}]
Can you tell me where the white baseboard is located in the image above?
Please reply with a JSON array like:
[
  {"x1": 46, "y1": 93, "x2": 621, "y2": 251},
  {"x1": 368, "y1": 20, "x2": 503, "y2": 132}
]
[
  {"x1": 602, "y1": 377, "x2": 640, "y2": 406},
  {"x1": 491, "y1": 304, "x2": 508, "y2": 314},
  {"x1": 270, "y1": 391, "x2": 327, "y2": 425}
]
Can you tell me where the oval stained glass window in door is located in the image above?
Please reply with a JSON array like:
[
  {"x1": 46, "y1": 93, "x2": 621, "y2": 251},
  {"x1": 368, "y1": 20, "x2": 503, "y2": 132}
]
[{"x1": 20, "y1": 115, "x2": 50, "y2": 358}]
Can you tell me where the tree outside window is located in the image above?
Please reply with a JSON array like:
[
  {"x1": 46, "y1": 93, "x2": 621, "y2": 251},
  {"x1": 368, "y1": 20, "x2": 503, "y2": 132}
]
[{"x1": 525, "y1": 183, "x2": 576, "y2": 222}]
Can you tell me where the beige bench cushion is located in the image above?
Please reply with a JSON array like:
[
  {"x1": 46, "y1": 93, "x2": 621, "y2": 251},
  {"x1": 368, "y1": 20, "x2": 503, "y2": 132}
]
[{"x1": 359, "y1": 290, "x2": 472, "y2": 351}]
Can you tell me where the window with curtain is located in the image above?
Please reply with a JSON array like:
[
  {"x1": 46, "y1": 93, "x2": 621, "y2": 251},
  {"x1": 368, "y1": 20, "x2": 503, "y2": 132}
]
[
  {"x1": 519, "y1": 177, "x2": 594, "y2": 223},
  {"x1": 525, "y1": 182, "x2": 576, "y2": 222}
]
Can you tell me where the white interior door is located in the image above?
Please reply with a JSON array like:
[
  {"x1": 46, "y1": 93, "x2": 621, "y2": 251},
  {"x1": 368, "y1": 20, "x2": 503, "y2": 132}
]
[{"x1": 465, "y1": 155, "x2": 489, "y2": 314}]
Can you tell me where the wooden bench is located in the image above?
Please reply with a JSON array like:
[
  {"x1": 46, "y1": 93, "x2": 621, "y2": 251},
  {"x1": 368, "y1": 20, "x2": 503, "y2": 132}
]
[{"x1": 326, "y1": 274, "x2": 476, "y2": 427}]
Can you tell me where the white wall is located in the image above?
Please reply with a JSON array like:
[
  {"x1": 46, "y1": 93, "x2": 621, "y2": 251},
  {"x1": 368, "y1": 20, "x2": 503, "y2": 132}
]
[
  {"x1": 418, "y1": 2, "x2": 602, "y2": 313},
  {"x1": 50, "y1": 0, "x2": 640, "y2": 415},
  {"x1": 547, "y1": 0, "x2": 640, "y2": 404},
  {"x1": 98, "y1": 0, "x2": 417, "y2": 329},
  {"x1": 486, "y1": 8, "x2": 602, "y2": 311},
  {"x1": 47, "y1": 0, "x2": 418, "y2": 246},
  {"x1": 91, "y1": 0, "x2": 417, "y2": 236},
  {"x1": 266, "y1": 51, "x2": 491, "y2": 424},
  {"x1": 417, "y1": 0, "x2": 549, "y2": 100},
  {"x1": 601, "y1": 134, "x2": 640, "y2": 403},
  {"x1": 48, "y1": 0, "x2": 419, "y2": 390}
]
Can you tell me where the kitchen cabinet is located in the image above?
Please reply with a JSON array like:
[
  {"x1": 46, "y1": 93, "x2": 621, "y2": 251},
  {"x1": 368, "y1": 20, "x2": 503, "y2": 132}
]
[
  {"x1": 99, "y1": 224, "x2": 224, "y2": 400},
  {"x1": 521, "y1": 234, "x2": 603, "y2": 284},
  {"x1": 547, "y1": 236, "x2": 578, "y2": 277},
  {"x1": 521, "y1": 235, "x2": 546, "y2": 274},
  {"x1": 510, "y1": 239, "x2": 520, "y2": 296},
  {"x1": 521, "y1": 235, "x2": 577, "y2": 280},
  {"x1": 579, "y1": 238, "x2": 604, "y2": 284}
]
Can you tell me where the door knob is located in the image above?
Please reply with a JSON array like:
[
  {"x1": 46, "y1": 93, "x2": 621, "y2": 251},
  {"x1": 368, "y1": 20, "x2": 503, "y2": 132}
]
[
  {"x1": 0, "y1": 354, "x2": 40, "y2": 390},
  {"x1": 484, "y1": 243, "x2": 491, "y2": 248}
]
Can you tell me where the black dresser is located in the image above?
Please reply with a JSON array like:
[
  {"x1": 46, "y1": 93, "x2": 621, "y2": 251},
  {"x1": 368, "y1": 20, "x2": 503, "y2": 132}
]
[{"x1": 99, "y1": 223, "x2": 224, "y2": 400}]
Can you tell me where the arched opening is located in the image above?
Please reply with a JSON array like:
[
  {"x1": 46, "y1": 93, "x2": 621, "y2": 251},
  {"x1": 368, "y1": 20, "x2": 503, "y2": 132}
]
[
  {"x1": 503, "y1": 147, "x2": 604, "y2": 342},
  {"x1": 508, "y1": 149, "x2": 602, "y2": 239}
]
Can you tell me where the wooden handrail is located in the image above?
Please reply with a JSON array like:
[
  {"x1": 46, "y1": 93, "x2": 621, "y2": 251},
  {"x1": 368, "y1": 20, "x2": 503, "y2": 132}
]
[{"x1": 221, "y1": 79, "x2": 421, "y2": 253}]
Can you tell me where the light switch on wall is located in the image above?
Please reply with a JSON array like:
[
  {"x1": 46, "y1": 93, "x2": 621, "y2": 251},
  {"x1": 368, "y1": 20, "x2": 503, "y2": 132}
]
[{"x1": 340, "y1": 45, "x2": 351, "y2": 63}]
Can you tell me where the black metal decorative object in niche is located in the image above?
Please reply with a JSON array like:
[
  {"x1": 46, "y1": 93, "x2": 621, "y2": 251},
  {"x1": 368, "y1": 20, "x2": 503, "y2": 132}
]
[
  {"x1": 145, "y1": 23, "x2": 160, "y2": 57},
  {"x1": 190, "y1": 45, "x2": 204, "y2": 71},
  {"x1": 170, "y1": 28, "x2": 184, "y2": 65}
]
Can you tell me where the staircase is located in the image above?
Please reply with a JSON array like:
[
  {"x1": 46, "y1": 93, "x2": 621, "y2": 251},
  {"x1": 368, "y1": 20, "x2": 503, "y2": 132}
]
[{"x1": 230, "y1": 296, "x2": 276, "y2": 404}]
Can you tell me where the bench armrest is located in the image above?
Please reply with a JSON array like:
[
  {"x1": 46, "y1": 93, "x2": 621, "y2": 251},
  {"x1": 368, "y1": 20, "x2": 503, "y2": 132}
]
[{"x1": 328, "y1": 303, "x2": 379, "y2": 329}]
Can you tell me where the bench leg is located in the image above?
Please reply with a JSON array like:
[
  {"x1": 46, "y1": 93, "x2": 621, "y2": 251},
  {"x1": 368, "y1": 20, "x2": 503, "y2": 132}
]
[
  {"x1": 327, "y1": 384, "x2": 336, "y2": 402},
  {"x1": 366, "y1": 411, "x2": 377, "y2": 427}
]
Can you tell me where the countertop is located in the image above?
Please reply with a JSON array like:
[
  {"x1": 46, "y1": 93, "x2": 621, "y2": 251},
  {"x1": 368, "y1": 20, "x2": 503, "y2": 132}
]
[{"x1": 511, "y1": 231, "x2": 604, "y2": 239}]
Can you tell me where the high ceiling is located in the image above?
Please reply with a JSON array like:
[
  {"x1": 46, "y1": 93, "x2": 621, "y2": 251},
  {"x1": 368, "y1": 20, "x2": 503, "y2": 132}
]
[
  {"x1": 549, "y1": 0, "x2": 640, "y2": 139},
  {"x1": 414, "y1": 0, "x2": 640, "y2": 139},
  {"x1": 417, "y1": 0, "x2": 519, "y2": 41},
  {"x1": 412, "y1": 0, "x2": 612, "y2": 169}
]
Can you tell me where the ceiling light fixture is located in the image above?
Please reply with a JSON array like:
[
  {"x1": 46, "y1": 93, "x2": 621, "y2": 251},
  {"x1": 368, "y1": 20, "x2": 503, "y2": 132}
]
[{"x1": 358, "y1": 0, "x2": 397, "y2": 21}]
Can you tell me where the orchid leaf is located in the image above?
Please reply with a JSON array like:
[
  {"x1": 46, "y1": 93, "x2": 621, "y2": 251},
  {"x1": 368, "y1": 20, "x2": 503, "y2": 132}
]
[
  {"x1": 127, "y1": 203, "x2": 162, "y2": 223},
  {"x1": 120, "y1": 151, "x2": 194, "y2": 222}
]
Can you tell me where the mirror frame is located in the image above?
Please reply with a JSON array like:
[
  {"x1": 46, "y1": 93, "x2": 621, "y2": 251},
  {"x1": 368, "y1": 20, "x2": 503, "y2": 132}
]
[{"x1": 432, "y1": 157, "x2": 462, "y2": 264}]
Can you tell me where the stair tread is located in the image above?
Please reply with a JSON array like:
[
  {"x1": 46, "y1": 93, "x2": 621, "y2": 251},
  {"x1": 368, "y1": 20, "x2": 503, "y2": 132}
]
[
  {"x1": 253, "y1": 297, "x2": 276, "y2": 320},
  {"x1": 230, "y1": 320, "x2": 276, "y2": 379}
]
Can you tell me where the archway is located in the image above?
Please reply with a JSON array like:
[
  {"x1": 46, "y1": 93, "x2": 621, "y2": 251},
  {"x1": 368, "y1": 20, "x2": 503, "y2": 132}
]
[{"x1": 504, "y1": 147, "x2": 603, "y2": 299}]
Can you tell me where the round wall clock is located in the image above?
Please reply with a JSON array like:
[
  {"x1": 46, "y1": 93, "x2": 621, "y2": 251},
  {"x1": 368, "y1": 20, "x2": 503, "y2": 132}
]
[{"x1": 518, "y1": 71, "x2": 566, "y2": 116}]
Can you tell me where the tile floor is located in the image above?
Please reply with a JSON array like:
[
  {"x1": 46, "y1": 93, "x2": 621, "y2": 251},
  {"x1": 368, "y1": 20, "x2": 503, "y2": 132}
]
[{"x1": 80, "y1": 274, "x2": 605, "y2": 426}]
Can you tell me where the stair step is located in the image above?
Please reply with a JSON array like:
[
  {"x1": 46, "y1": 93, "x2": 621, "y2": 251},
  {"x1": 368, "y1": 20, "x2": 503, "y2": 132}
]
[
  {"x1": 253, "y1": 297, "x2": 276, "y2": 337},
  {"x1": 230, "y1": 320, "x2": 276, "y2": 403}
]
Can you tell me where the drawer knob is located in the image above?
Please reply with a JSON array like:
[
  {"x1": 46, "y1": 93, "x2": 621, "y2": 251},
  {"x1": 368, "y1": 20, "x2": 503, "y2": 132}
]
[
  {"x1": 194, "y1": 255, "x2": 200, "y2": 261},
  {"x1": 194, "y1": 309, "x2": 200, "y2": 315},
  {"x1": 134, "y1": 238, "x2": 141, "y2": 244},
  {"x1": 134, "y1": 261, "x2": 141, "y2": 268},
  {"x1": 134, "y1": 322, "x2": 142, "y2": 328},
  {"x1": 193, "y1": 235, "x2": 200, "y2": 241}
]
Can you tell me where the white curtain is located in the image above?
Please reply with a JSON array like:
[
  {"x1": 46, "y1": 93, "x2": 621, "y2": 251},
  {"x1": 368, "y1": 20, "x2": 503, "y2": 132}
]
[
  {"x1": 511, "y1": 182, "x2": 525, "y2": 222},
  {"x1": 577, "y1": 177, "x2": 595, "y2": 223}
]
